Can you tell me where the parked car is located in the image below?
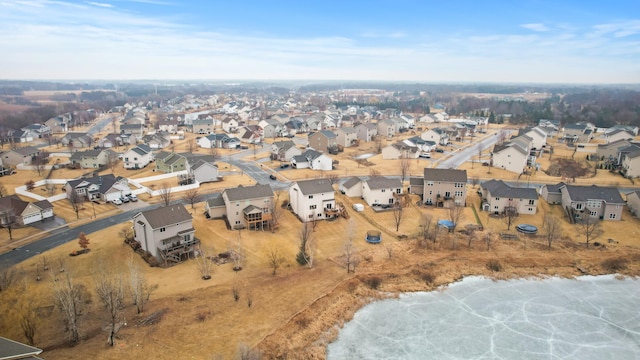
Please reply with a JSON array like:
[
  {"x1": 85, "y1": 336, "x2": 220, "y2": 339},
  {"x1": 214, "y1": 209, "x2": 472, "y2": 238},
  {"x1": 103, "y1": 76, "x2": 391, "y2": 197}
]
[
  {"x1": 280, "y1": 163, "x2": 290, "y2": 169},
  {"x1": 112, "y1": 198, "x2": 123, "y2": 205},
  {"x1": 239, "y1": 145, "x2": 249, "y2": 149},
  {"x1": 120, "y1": 196, "x2": 130, "y2": 203},
  {"x1": 419, "y1": 153, "x2": 431, "y2": 158},
  {"x1": 128, "y1": 194, "x2": 138, "y2": 202},
  {"x1": 269, "y1": 174, "x2": 277, "y2": 180},
  {"x1": 435, "y1": 148, "x2": 444, "y2": 153}
]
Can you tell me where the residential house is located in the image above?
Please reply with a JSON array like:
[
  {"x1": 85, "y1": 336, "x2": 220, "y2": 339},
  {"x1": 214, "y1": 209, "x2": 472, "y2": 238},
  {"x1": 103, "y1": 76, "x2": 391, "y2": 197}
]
[
  {"x1": 285, "y1": 118, "x2": 309, "y2": 135},
  {"x1": 64, "y1": 174, "x2": 132, "y2": 203},
  {"x1": 308, "y1": 130, "x2": 338, "y2": 153},
  {"x1": 604, "y1": 129, "x2": 634, "y2": 144},
  {"x1": 21, "y1": 123, "x2": 51, "y2": 138},
  {"x1": 222, "y1": 117, "x2": 239, "y2": 133},
  {"x1": 238, "y1": 125, "x2": 263, "y2": 144},
  {"x1": 335, "y1": 127, "x2": 358, "y2": 148},
  {"x1": 605, "y1": 125, "x2": 638, "y2": 137},
  {"x1": 560, "y1": 184, "x2": 624, "y2": 221},
  {"x1": 289, "y1": 179, "x2": 337, "y2": 222},
  {"x1": 563, "y1": 123, "x2": 594, "y2": 144},
  {"x1": 538, "y1": 119, "x2": 560, "y2": 132},
  {"x1": 98, "y1": 133, "x2": 136, "y2": 148},
  {"x1": 625, "y1": 191, "x2": 640, "y2": 217},
  {"x1": 259, "y1": 118, "x2": 285, "y2": 139},
  {"x1": 120, "y1": 123, "x2": 146, "y2": 137},
  {"x1": 188, "y1": 160, "x2": 219, "y2": 183},
  {"x1": 409, "y1": 176, "x2": 424, "y2": 196},
  {"x1": 421, "y1": 128, "x2": 449, "y2": 146},
  {"x1": 45, "y1": 114, "x2": 72, "y2": 133},
  {"x1": 621, "y1": 150, "x2": 640, "y2": 178},
  {"x1": 157, "y1": 118, "x2": 179, "y2": 133},
  {"x1": 305, "y1": 116, "x2": 322, "y2": 132},
  {"x1": 270, "y1": 140, "x2": 302, "y2": 161},
  {"x1": 0, "y1": 146, "x2": 41, "y2": 167},
  {"x1": 123, "y1": 144, "x2": 153, "y2": 169},
  {"x1": 480, "y1": 180, "x2": 538, "y2": 214},
  {"x1": 404, "y1": 137, "x2": 437, "y2": 152},
  {"x1": 69, "y1": 149, "x2": 117, "y2": 169},
  {"x1": 356, "y1": 123, "x2": 377, "y2": 142},
  {"x1": 400, "y1": 114, "x2": 416, "y2": 129},
  {"x1": 7, "y1": 130, "x2": 34, "y2": 143},
  {"x1": 197, "y1": 133, "x2": 240, "y2": 149},
  {"x1": 291, "y1": 150, "x2": 333, "y2": 171},
  {"x1": 132, "y1": 204, "x2": 197, "y2": 262},
  {"x1": 154, "y1": 152, "x2": 188, "y2": 173},
  {"x1": 222, "y1": 184, "x2": 275, "y2": 230},
  {"x1": 0, "y1": 336, "x2": 43, "y2": 359},
  {"x1": 491, "y1": 135, "x2": 532, "y2": 174},
  {"x1": 192, "y1": 117, "x2": 215, "y2": 134},
  {"x1": 539, "y1": 182, "x2": 565, "y2": 205},
  {"x1": 382, "y1": 141, "x2": 419, "y2": 160},
  {"x1": 421, "y1": 168, "x2": 467, "y2": 207},
  {"x1": 204, "y1": 193, "x2": 226, "y2": 219},
  {"x1": 0, "y1": 195, "x2": 54, "y2": 226},
  {"x1": 377, "y1": 119, "x2": 396, "y2": 138},
  {"x1": 616, "y1": 143, "x2": 640, "y2": 166},
  {"x1": 339, "y1": 177, "x2": 362, "y2": 197},
  {"x1": 362, "y1": 176, "x2": 402, "y2": 206},
  {"x1": 596, "y1": 139, "x2": 634, "y2": 164},
  {"x1": 60, "y1": 132, "x2": 94, "y2": 148},
  {"x1": 142, "y1": 132, "x2": 171, "y2": 149},
  {"x1": 519, "y1": 127, "x2": 547, "y2": 150}
]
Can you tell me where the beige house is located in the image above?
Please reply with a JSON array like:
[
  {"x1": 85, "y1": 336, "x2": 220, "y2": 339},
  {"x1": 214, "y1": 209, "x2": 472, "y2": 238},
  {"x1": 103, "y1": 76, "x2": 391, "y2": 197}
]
[
  {"x1": 335, "y1": 127, "x2": 358, "y2": 147},
  {"x1": 192, "y1": 117, "x2": 215, "y2": 134},
  {"x1": 560, "y1": 184, "x2": 624, "y2": 221},
  {"x1": 491, "y1": 135, "x2": 532, "y2": 174},
  {"x1": 626, "y1": 191, "x2": 640, "y2": 217},
  {"x1": 604, "y1": 129, "x2": 634, "y2": 144},
  {"x1": 356, "y1": 123, "x2": 377, "y2": 142},
  {"x1": 132, "y1": 204, "x2": 197, "y2": 263},
  {"x1": 0, "y1": 146, "x2": 41, "y2": 167},
  {"x1": 123, "y1": 144, "x2": 153, "y2": 170},
  {"x1": 382, "y1": 141, "x2": 419, "y2": 160},
  {"x1": 340, "y1": 177, "x2": 362, "y2": 198},
  {"x1": 520, "y1": 127, "x2": 547, "y2": 150},
  {"x1": 222, "y1": 184, "x2": 275, "y2": 230},
  {"x1": 362, "y1": 177, "x2": 402, "y2": 206},
  {"x1": 308, "y1": 130, "x2": 338, "y2": 153},
  {"x1": 222, "y1": 118, "x2": 239, "y2": 133},
  {"x1": 421, "y1": 128, "x2": 449, "y2": 146},
  {"x1": 0, "y1": 195, "x2": 54, "y2": 226},
  {"x1": 421, "y1": 168, "x2": 467, "y2": 207},
  {"x1": 377, "y1": 119, "x2": 396, "y2": 138},
  {"x1": 480, "y1": 180, "x2": 538, "y2": 215},
  {"x1": 596, "y1": 139, "x2": 633, "y2": 163},
  {"x1": 622, "y1": 150, "x2": 640, "y2": 178},
  {"x1": 69, "y1": 149, "x2": 117, "y2": 169},
  {"x1": 539, "y1": 182, "x2": 565, "y2": 205},
  {"x1": 270, "y1": 140, "x2": 301, "y2": 161},
  {"x1": 289, "y1": 179, "x2": 336, "y2": 222}
]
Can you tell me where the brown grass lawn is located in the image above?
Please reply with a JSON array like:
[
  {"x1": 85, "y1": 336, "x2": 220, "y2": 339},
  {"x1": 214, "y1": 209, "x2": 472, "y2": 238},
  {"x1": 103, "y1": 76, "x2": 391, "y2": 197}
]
[{"x1": 2, "y1": 181, "x2": 640, "y2": 359}]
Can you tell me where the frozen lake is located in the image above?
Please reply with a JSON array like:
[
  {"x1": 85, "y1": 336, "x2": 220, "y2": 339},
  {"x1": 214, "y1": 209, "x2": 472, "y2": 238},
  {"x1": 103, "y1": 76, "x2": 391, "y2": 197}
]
[{"x1": 327, "y1": 275, "x2": 640, "y2": 359}]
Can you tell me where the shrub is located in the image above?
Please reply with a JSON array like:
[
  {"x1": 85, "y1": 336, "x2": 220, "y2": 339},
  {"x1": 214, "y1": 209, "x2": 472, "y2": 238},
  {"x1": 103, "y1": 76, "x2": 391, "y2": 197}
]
[
  {"x1": 486, "y1": 260, "x2": 502, "y2": 272},
  {"x1": 196, "y1": 311, "x2": 209, "y2": 322},
  {"x1": 364, "y1": 276, "x2": 382, "y2": 290},
  {"x1": 232, "y1": 287, "x2": 240, "y2": 302},
  {"x1": 420, "y1": 271, "x2": 436, "y2": 285},
  {"x1": 602, "y1": 258, "x2": 628, "y2": 272}
]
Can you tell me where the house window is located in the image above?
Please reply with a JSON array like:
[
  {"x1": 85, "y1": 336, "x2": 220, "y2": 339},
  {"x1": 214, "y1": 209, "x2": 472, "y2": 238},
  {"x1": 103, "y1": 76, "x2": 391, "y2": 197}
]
[
  {"x1": 455, "y1": 183, "x2": 464, "y2": 188},
  {"x1": 590, "y1": 210, "x2": 597, "y2": 216},
  {"x1": 587, "y1": 200, "x2": 601, "y2": 208},
  {"x1": 495, "y1": 197, "x2": 500, "y2": 201},
  {"x1": 494, "y1": 206, "x2": 499, "y2": 209},
  {"x1": 308, "y1": 214, "x2": 313, "y2": 219},
  {"x1": 235, "y1": 220, "x2": 241, "y2": 224},
  {"x1": 309, "y1": 195, "x2": 314, "y2": 199},
  {"x1": 529, "y1": 199, "x2": 535, "y2": 205},
  {"x1": 609, "y1": 213, "x2": 617, "y2": 219},
  {"x1": 396, "y1": 188, "x2": 401, "y2": 194},
  {"x1": 528, "y1": 208, "x2": 533, "y2": 212},
  {"x1": 381, "y1": 189, "x2": 386, "y2": 192},
  {"x1": 160, "y1": 227, "x2": 166, "y2": 232},
  {"x1": 455, "y1": 191, "x2": 463, "y2": 197},
  {"x1": 317, "y1": 213, "x2": 322, "y2": 217},
  {"x1": 445, "y1": 192, "x2": 451, "y2": 198},
  {"x1": 310, "y1": 205, "x2": 317, "y2": 210},
  {"x1": 429, "y1": 191, "x2": 433, "y2": 195},
  {"x1": 575, "y1": 203, "x2": 583, "y2": 210},
  {"x1": 427, "y1": 181, "x2": 434, "y2": 186}
]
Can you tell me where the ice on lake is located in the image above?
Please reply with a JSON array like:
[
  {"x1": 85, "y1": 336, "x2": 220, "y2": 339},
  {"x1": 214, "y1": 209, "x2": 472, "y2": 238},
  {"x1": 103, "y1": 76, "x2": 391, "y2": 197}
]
[{"x1": 327, "y1": 275, "x2": 640, "y2": 359}]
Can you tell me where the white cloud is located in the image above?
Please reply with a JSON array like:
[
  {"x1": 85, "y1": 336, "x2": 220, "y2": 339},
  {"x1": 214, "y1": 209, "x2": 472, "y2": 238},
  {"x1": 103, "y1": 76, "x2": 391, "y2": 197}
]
[
  {"x1": 521, "y1": 23, "x2": 549, "y2": 32},
  {"x1": 87, "y1": 1, "x2": 113, "y2": 8}
]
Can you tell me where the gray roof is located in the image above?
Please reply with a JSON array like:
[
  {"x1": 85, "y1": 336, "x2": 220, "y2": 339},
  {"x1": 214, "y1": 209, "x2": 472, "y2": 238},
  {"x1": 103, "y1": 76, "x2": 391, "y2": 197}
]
[
  {"x1": 366, "y1": 176, "x2": 402, "y2": 190},
  {"x1": 131, "y1": 144, "x2": 151, "y2": 155},
  {"x1": 272, "y1": 140, "x2": 296, "y2": 151},
  {"x1": 223, "y1": 184, "x2": 274, "y2": 202},
  {"x1": 0, "y1": 336, "x2": 43, "y2": 359},
  {"x1": 136, "y1": 204, "x2": 192, "y2": 229},
  {"x1": 206, "y1": 194, "x2": 225, "y2": 208},
  {"x1": 341, "y1": 176, "x2": 361, "y2": 189},
  {"x1": 409, "y1": 176, "x2": 424, "y2": 186},
  {"x1": 561, "y1": 184, "x2": 624, "y2": 204},
  {"x1": 423, "y1": 168, "x2": 467, "y2": 183},
  {"x1": 543, "y1": 182, "x2": 566, "y2": 194},
  {"x1": 338, "y1": 127, "x2": 357, "y2": 134},
  {"x1": 481, "y1": 180, "x2": 538, "y2": 199},
  {"x1": 294, "y1": 149, "x2": 324, "y2": 163},
  {"x1": 67, "y1": 174, "x2": 121, "y2": 194},
  {"x1": 11, "y1": 146, "x2": 39, "y2": 156},
  {"x1": 318, "y1": 130, "x2": 337, "y2": 139},
  {"x1": 295, "y1": 179, "x2": 334, "y2": 195}
]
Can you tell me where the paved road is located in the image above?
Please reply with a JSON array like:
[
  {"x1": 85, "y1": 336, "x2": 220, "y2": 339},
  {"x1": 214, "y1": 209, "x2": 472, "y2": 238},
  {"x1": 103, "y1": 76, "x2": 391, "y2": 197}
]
[
  {"x1": 87, "y1": 115, "x2": 117, "y2": 136},
  {"x1": 436, "y1": 133, "x2": 502, "y2": 169}
]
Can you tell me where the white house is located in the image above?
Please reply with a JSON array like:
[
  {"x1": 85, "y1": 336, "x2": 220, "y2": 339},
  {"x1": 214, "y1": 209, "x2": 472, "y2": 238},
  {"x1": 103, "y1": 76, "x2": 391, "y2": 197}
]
[
  {"x1": 382, "y1": 142, "x2": 419, "y2": 160},
  {"x1": 421, "y1": 128, "x2": 449, "y2": 146},
  {"x1": 197, "y1": 133, "x2": 240, "y2": 149},
  {"x1": 356, "y1": 123, "x2": 377, "y2": 142},
  {"x1": 520, "y1": 127, "x2": 547, "y2": 150},
  {"x1": 123, "y1": 144, "x2": 153, "y2": 170},
  {"x1": 335, "y1": 127, "x2": 358, "y2": 147},
  {"x1": 0, "y1": 195, "x2": 54, "y2": 226},
  {"x1": 132, "y1": 204, "x2": 197, "y2": 262},
  {"x1": 289, "y1": 179, "x2": 336, "y2": 222},
  {"x1": 491, "y1": 135, "x2": 532, "y2": 174},
  {"x1": 340, "y1": 177, "x2": 362, "y2": 198},
  {"x1": 271, "y1": 140, "x2": 302, "y2": 161},
  {"x1": 188, "y1": 160, "x2": 220, "y2": 183},
  {"x1": 377, "y1": 119, "x2": 396, "y2": 138},
  {"x1": 362, "y1": 176, "x2": 403, "y2": 206},
  {"x1": 291, "y1": 150, "x2": 333, "y2": 171},
  {"x1": 222, "y1": 117, "x2": 240, "y2": 133}
]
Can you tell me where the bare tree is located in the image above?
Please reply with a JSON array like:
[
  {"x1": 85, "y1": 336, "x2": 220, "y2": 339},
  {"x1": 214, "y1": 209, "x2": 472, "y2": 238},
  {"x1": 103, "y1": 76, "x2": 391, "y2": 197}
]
[
  {"x1": 1, "y1": 208, "x2": 19, "y2": 240},
  {"x1": 18, "y1": 293, "x2": 39, "y2": 346},
  {"x1": 296, "y1": 222, "x2": 315, "y2": 268},
  {"x1": 542, "y1": 213, "x2": 561, "y2": 249},
  {"x1": 94, "y1": 262, "x2": 125, "y2": 346},
  {"x1": 448, "y1": 204, "x2": 464, "y2": 233},
  {"x1": 484, "y1": 232, "x2": 493, "y2": 251},
  {"x1": 25, "y1": 179, "x2": 35, "y2": 191},
  {"x1": 476, "y1": 143, "x2": 483, "y2": 169},
  {"x1": 392, "y1": 202, "x2": 404, "y2": 231},
  {"x1": 419, "y1": 213, "x2": 433, "y2": 244},
  {"x1": 107, "y1": 151, "x2": 119, "y2": 173},
  {"x1": 470, "y1": 177, "x2": 480, "y2": 189},
  {"x1": 45, "y1": 181, "x2": 56, "y2": 196},
  {"x1": 399, "y1": 156, "x2": 410, "y2": 182},
  {"x1": 503, "y1": 199, "x2": 519, "y2": 231},
  {"x1": 126, "y1": 254, "x2": 156, "y2": 314},
  {"x1": 186, "y1": 138, "x2": 196, "y2": 153},
  {"x1": 182, "y1": 187, "x2": 201, "y2": 209},
  {"x1": 51, "y1": 270, "x2": 84, "y2": 344},
  {"x1": 267, "y1": 192, "x2": 283, "y2": 231},
  {"x1": 194, "y1": 245, "x2": 213, "y2": 280},
  {"x1": 208, "y1": 145, "x2": 218, "y2": 160},
  {"x1": 369, "y1": 168, "x2": 381, "y2": 178},
  {"x1": 342, "y1": 238, "x2": 360, "y2": 273},
  {"x1": 0, "y1": 265, "x2": 21, "y2": 291},
  {"x1": 159, "y1": 182, "x2": 172, "y2": 206},
  {"x1": 374, "y1": 136, "x2": 383, "y2": 154},
  {"x1": 578, "y1": 212, "x2": 602, "y2": 248},
  {"x1": 325, "y1": 173, "x2": 340, "y2": 185},
  {"x1": 266, "y1": 243, "x2": 285, "y2": 275},
  {"x1": 0, "y1": 183, "x2": 7, "y2": 197},
  {"x1": 68, "y1": 191, "x2": 84, "y2": 220}
]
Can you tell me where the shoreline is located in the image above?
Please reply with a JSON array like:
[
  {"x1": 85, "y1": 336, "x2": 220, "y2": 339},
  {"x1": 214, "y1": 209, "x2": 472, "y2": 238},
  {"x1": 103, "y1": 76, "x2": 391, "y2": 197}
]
[{"x1": 256, "y1": 240, "x2": 640, "y2": 359}]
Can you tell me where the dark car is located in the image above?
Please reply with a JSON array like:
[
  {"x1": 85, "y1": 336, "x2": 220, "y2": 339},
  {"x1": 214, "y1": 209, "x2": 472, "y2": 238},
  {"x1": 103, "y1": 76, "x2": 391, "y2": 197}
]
[
  {"x1": 280, "y1": 163, "x2": 290, "y2": 169},
  {"x1": 269, "y1": 174, "x2": 277, "y2": 180},
  {"x1": 435, "y1": 148, "x2": 444, "y2": 153},
  {"x1": 239, "y1": 145, "x2": 249, "y2": 150}
]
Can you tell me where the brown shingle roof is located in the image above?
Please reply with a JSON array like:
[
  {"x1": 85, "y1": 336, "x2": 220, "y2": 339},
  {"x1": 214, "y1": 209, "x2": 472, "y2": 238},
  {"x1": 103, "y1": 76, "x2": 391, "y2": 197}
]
[
  {"x1": 423, "y1": 168, "x2": 467, "y2": 183},
  {"x1": 223, "y1": 184, "x2": 274, "y2": 202},
  {"x1": 136, "y1": 204, "x2": 192, "y2": 229}
]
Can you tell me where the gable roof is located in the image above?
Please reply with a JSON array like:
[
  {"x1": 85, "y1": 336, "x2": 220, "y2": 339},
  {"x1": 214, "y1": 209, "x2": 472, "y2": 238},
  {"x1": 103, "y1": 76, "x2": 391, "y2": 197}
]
[
  {"x1": 341, "y1": 177, "x2": 362, "y2": 189},
  {"x1": 294, "y1": 179, "x2": 334, "y2": 195},
  {"x1": 272, "y1": 140, "x2": 296, "y2": 151},
  {"x1": 0, "y1": 336, "x2": 43, "y2": 359},
  {"x1": 223, "y1": 184, "x2": 274, "y2": 202},
  {"x1": 366, "y1": 176, "x2": 402, "y2": 190},
  {"x1": 10, "y1": 146, "x2": 39, "y2": 156},
  {"x1": 543, "y1": 182, "x2": 566, "y2": 194},
  {"x1": 409, "y1": 176, "x2": 424, "y2": 186},
  {"x1": 423, "y1": 168, "x2": 467, "y2": 183},
  {"x1": 0, "y1": 195, "x2": 29, "y2": 215},
  {"x1": 136, "y1": 204, "x2": 192, "y2": 229},
  {"x1": 66, "y1": 174, "x2": 122, "y2": 194},
  {"x1": 561, "y1": 184, "x2": 624, "y2": 204},
  {"x1": 206, "y1": 194, "x2": 225, "y2": 208},
  {"x1": 481, "y1": 180, "x2": 538, "y2": 199}
]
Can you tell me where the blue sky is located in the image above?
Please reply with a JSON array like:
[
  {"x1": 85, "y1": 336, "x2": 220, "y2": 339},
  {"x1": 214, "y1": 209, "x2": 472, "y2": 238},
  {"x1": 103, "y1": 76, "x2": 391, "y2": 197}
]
[{"x1": 1, "y1": 0, "x2": 639, "y2": 83}]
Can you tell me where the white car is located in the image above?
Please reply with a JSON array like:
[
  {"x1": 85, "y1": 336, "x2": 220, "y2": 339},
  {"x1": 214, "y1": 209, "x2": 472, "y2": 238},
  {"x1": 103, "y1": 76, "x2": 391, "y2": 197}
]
[
  {"x1": 419, "y1": 153, "x2": 431, "y2": 158},
  {"x1": 112, "y1": 198, "x2": 123, "y2": 205},
  {"x1": 128, "y1": 194, "x2": 138, "y2": 202}
]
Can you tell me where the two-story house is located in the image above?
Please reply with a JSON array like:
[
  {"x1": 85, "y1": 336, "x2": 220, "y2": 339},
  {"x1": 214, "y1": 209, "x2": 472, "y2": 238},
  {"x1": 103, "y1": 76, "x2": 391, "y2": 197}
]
[
  {"x1": 308, "y1": 130, "x2": 338, "y2": 153},
  {"x1": 291, "y1": 150, "x2": 333, "y2": 171},
  {"x1": 192, "y1": 116, "x2": 215, "y2": 134},
  {"x1": 60, "y1": 132, "x2": 94, "y2": 148},
  {"x1": 362, "y1": 176, "x2": 402, "y2": 206},
  {"x1": 480, "y1": 179, "x2": 538, "y2": 215},
  {"x1": 0, "y1": 146, "x2": 41, "y2": 167},
  {"x1": 560, "y1": 184, "x2": 624, "y2": 221},
  {"x1": 133, "y1": 204, "x2": 197, "y2": 263},
  {"x1": 69, "y1": 149, "x2": 117, "y2": 169},
  {"x1": 421, "y1": 168, "x2": 467, "y2": 207},
  {"x1": 123, "y1": 144, "x2": 153, "y2": 170},
  {"x1": 222, "y1": 117, "x2": 239, "y2": 133},
  {"x1": 271, "y1": 140, "x2": 302, "y2": 162},
  {"x1": 421, "y1": 128, "x2": 449, "y2": 146},
  {"x1": 222, "y1": 184, "x2": 275, "y2": 230},
  {"x1": 335, "y1": 127, "x2": 358, "y2": 148},
  {"x1": 382, "y1": 141, "x2": 420, "y2": 160},
  {"x1": 491, "y1": 135, "x2": 533, "y2": 174},
  {"x1": 197, "y1": 133, "x2": 240, "y2": 149},
  {"x1": 377, "y1": 119, "x2": 396, "y2": 138},
  {"x1": 356, "y1": 123, "x2": 378, "y2": 142},
  {"x1": 64, "y1": 174, "x2": 132, "y2": 203},
  {"x1": 259, "y1": 118, "x2": 285, "y2": 139},
  {"x1": 339, "y1": 177, "x2": 363, "y2": 198},
  {"x1": 289, "y1": 179, "x2": 337, "y2": 222}
]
